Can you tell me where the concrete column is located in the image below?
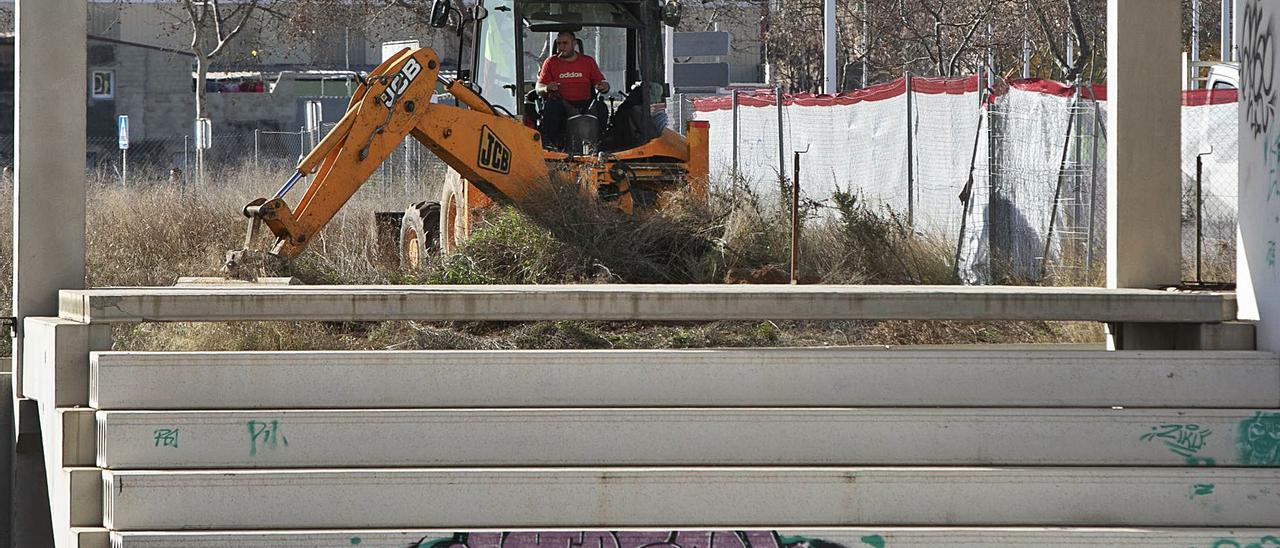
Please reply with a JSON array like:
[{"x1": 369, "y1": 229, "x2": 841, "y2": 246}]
[
  {"x1": 1105, "y1": 0, "x2": 1182, "y2": 289},
  {"x1": 13, "y1": 0, "x2": 87, "y2": 397}
]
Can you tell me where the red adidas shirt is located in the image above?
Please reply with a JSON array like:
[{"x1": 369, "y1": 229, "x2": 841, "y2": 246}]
[{"x1": 538, "y1": 54, "x2": 605, "y2": 102}]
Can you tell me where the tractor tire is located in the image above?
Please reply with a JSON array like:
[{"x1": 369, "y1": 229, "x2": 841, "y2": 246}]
[
  {"x1": 399, "y1": 201, "x2": 440, "y2": 271},
  {"x1": 439, "y1": 171, "x2": 466, "y2": 255}
]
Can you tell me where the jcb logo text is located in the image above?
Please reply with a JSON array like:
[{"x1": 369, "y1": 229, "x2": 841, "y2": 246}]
[
  {"x1": 478, "y1": 126, "x2": 511, "y2": 174},
  {"x1": 379, "y1": 57, "x2": 423, "y2": 108}
]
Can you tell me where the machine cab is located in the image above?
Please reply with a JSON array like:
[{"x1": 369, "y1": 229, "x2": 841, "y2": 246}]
[{"x1": 439, "y1": 0, "x2": 678, "y2": 152}]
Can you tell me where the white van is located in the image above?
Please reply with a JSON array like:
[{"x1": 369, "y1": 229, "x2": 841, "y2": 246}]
[{"x1": 1206, "y1": 63, "x2": 1239, "y2": 90}]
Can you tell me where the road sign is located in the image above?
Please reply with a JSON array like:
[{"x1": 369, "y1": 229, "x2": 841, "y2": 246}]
[
  {"x1": 673, "y1": 62, "x2": 730, "y2": 88},
  {"x1": 674, "y1": 32, "x2": 731, "y2": 57},
  {"x1": 194, "y1": 118, "x2": 212, "y2": 151},
  {"x1": 117, "y1": 115, "x2": 129, "y2": 150},
  {"x1": 382, "y1": 40, "x2": 420, "y2": 62}
]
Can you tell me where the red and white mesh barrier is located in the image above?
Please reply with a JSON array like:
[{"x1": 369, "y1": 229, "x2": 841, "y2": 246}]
[{"x1": 691, "y1": 77, "x2": 1239, "y2": 283}]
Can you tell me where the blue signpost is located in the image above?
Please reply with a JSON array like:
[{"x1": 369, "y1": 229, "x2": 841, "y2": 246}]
[{"x1": 117, "y1": 114, "x2": 129, "y2": 186}]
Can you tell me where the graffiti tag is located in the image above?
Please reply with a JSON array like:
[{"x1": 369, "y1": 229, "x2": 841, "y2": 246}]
[
  {"x1": 1238, "y1": 412, "x2": 1280, "y2": 465},
  {"x1": 1244, "y1": 0, "x2": 1277, "y2": 138},
  {"x1": 1141, "y1": 423, "x2": 1212, "y2": 460},
  {"x1": 416, "y1": 531, "x2": 877, "y2": 548},
  {"x1": 1196, "y1": 536, "x2": 1280, "y2": 548},
  {"x1": 247, "y1": 419, "x2": 288, "y2": 457},
  {"x1": 152, "y1": 428, "x2": 179, "y2": 448}
]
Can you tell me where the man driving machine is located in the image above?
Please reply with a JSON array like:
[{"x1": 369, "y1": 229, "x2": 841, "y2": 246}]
[{"x1": 536, "y1": 30, "x2": 610, "y2": 149}]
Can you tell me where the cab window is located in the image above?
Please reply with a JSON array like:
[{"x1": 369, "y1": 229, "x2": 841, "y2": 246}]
[{"x1": 475, "y1": 0, "x2": 518, "y2": 112}]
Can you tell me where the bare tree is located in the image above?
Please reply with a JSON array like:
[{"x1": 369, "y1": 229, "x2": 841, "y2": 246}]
[
  {"x1": 895, "y1": 0, "x2": 1007, "y2": 77},
  {"x1": 1026, "y1": 0, "x2": 1092, "y2": 81},
  {"x1": 159, "y1": 0, "x2": 282, "y2": 120}
]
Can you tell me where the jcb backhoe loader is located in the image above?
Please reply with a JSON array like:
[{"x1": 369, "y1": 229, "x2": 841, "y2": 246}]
[{"x1": 229, "y1": 0, "x2": 709, "y2": 273}]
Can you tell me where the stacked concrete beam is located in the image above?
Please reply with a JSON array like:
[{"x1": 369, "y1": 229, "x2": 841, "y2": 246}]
[
  {"x1": 101, "y1": 467, "x2": 1280, "y2": 530},
  {"x1": 57, "y1": 285, "x2": 1235, "y2": 323},
  {"x1": 89, "y1": 349, "x2": 1280, "y2": 409},
  {"x1": 105, "y1": 528, "x2": 1280, "y2": 548},
  {"x1": 94, "y1": 407, "x2": 1280, "y2": 469},
  {"x1": 20, "y1": 318, "x2": 111, "y2": 548},
  {"x1": 24, "y1": 286, "x2": 1280, "y2": 543}
]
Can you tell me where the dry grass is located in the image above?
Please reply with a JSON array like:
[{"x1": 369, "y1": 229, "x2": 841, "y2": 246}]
[{"x1": 0, "y1": 162, "x2": 1111, "y2": 351}]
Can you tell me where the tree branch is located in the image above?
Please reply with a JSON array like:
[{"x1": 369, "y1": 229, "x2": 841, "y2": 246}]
[{"x1": 208, "y1": 0, "x2": 261, "y2": 59}]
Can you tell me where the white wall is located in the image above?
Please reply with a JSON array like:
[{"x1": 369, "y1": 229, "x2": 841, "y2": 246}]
[{"x1": 1237, "y1": 0, "x2": 1280, "y2": 348}]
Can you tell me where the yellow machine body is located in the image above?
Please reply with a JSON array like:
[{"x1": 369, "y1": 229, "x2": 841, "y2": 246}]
[{"x1": 239, "y1": 47, "x2": 709, "y2": 261}]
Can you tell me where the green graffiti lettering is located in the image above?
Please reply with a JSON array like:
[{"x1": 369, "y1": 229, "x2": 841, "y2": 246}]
[
  {"x1": 858, "y1": 535, "x2": 885, "y2": 548},
  {"x1": 1203, "y1": 536, "x2": 1280, "y2": 548},
  {"x1": 247, "y1": 419, "x2": 288, "y2": 457},
  {"x1": 152, "y1": 428, "x2": 179, "y2": 448},
  {"x1": 1142, "y1": 423, "x2": 1212, "y2": 460}
]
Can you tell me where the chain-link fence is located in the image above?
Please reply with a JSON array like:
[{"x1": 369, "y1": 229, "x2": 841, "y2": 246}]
[
  {"x1": 64, "y1": 123, "x2": 451, "y2": 205},
  {"x1": 1181, "y1": 92, "x2": 1239, "y2": 285}
]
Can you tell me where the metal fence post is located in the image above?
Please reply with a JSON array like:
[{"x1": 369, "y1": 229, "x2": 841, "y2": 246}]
[
  {"x1": 731, "y1": 89, "x2": 740, "y2": 183},
  {"x1": 791, "y1": 149, "x2": 802, "y2": 284},
  {"x1": 253, "y1": 129, "x2": 260, "y2": 172},
  {"x1": 776, "y1": 84, "x2": 785, "y2": 197},
  {"x1": 905, "y1": 70, "x2": 914, "y2": 228}
]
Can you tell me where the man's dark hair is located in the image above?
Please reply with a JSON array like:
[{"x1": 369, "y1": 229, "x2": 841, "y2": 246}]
[{"x1": 557, "y1": 30, "x2": 577, "y2": 40}]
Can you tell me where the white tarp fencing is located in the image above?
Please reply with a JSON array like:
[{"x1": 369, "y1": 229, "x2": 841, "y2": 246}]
[{"x1": 692, "y1": 77, "x2": 1240, "y2": 284}]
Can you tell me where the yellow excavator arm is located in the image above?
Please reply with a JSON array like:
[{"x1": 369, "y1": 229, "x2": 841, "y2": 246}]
[{"x1": 237, "y1": 47, "x2": 552, "y2": 260}]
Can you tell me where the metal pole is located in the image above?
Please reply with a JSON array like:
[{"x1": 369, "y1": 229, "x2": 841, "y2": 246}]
[
  {"x1": 861, "y1": 0, "x2": 868, "y2": 87},
  {"x1": 776, "y1": 84, "x2": 786, "y2": 197},
  {"x1": 1022, "y1": 32, "x2": 1031, "y2": 79},
  {"x1": 791, "y1": 150, "x2": 801, "y2": 284},
  {"x1": 253, "y1": 129, "x2": 260, "y2": 172},
  {"x1": 675, "y1": 92, "x2": 684, "y2": 134},
  {"x1": 299, "y1": 126, "x2": 307, "y2": 188},
  {"x1": 1222, "y1": 0, "x2": 1234, "y2": 62},
  {"x1": 1065, "y1": 32, "x2": 1074, "y2": 70},
  {"x1": 120, "y1": 148, "x2": 127, "y2": 187},
  {"x1": 1191, "y1": 0, "x2": 1201, "y2": 80},
  {"x1": 731, "y1": 89, "x2": 740, "y2": 183},
  {"x1": 1196, "y1": 153, "x2": 1204, "y2": 284},
  {"x1": 823, "y1": 0, "x2": 836, "y2": 94},
  {"x1": 345, "y1": 26, "x2": 353, "y2": 96},
  {"x1": 183, "y1": 134, "x2": 189, "y2": 186},
  {"x1": 664, "y1": 24, "x2": 675, "y2": 99},
  {"x1": 986, "y1": 22, "x2": 994, "y2": 86},
  {"x1": 905, "y1": 70, "x2": 914, "y2": 228}
]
